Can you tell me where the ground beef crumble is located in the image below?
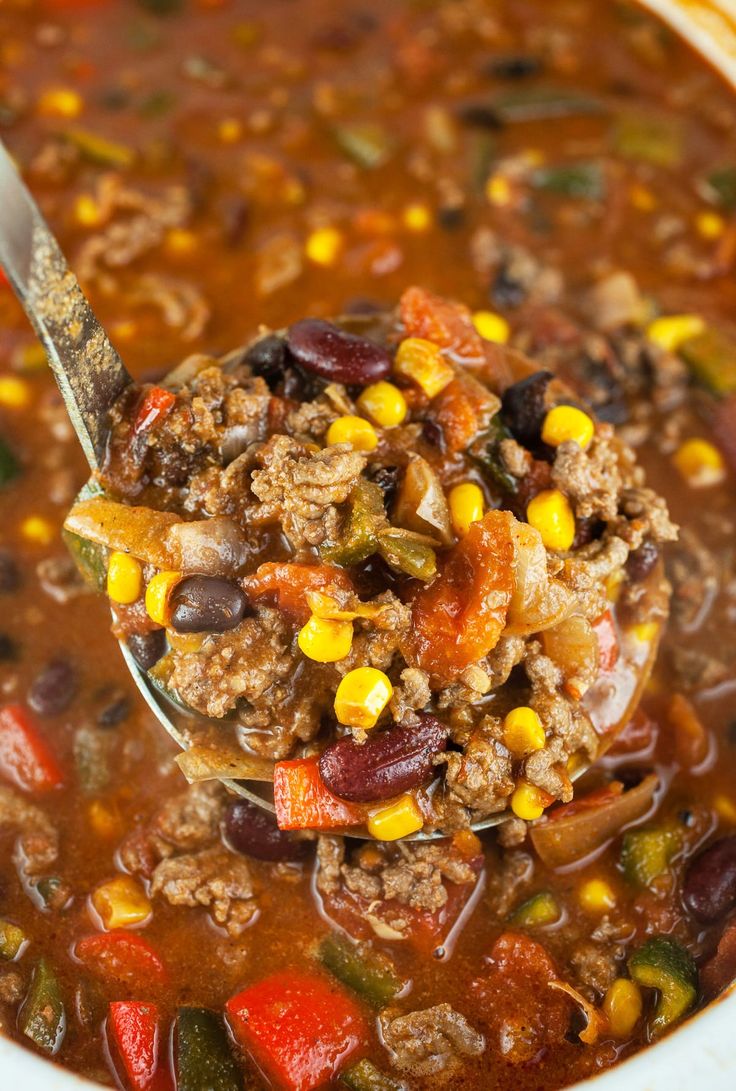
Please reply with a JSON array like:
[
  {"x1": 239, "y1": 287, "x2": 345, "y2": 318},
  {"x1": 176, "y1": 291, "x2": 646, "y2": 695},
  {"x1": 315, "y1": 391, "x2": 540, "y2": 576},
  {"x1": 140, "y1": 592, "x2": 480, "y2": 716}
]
[{"x1": 380, "y1": 1003, "x2": 485, "y2": 1079}]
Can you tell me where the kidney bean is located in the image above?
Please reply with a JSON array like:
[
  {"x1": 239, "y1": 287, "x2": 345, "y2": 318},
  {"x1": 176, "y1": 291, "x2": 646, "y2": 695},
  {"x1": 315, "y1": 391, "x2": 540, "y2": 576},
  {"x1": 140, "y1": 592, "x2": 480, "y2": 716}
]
[
  {"x1": 683, "y1": 836, "x2": 736, "y2": 922},
  {"x1": 0, "y1": 634, "x2": 17, "y2": 661},
  {"x1": 127, "y1": 629, "x2": 166, "y2": 672},
  {"x1": 223, "y1": 797, "x2": 310, "y2": 862},
  {"x1": 501, "y1": 370, "x2": 553, "y2": 448},
  {"x1": 286, "y1": 318, "x2": 392, "y2": 385},
  {"x1": 170, "y1": 576, "x2": 247, "y2": 634},
  {"x1": 96, "y1": 688, "x2": 132, "y2": 728},
  {"x1": 319, "y1": 713, "x2": 449, "y2": 803},
  {"x1": 0, "y1": 548, "x2": 20, "y2": 594},
  {"x1": 245, "y1": 333, "x2": 289, "y2": 390},
  {"x1": 28, "y1": 657, "x2": 77, "y2": 716},
  {"x1": 625, "y1": 539, "x2": 660, "y2": 583}
]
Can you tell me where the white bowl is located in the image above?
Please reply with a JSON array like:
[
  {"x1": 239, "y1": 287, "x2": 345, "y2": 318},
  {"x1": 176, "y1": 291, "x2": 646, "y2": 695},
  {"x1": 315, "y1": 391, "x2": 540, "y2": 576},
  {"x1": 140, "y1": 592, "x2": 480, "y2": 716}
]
[{"x1": 3, "y1": 1, "x2": 736, "y2": 1088}]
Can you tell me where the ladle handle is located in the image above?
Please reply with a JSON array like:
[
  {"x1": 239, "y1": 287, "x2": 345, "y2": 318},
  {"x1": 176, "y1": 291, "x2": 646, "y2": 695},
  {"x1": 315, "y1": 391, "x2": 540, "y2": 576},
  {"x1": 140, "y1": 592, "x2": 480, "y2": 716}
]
[{"x1": 0, "y1": 139, "x2": 130, "y2": 470}]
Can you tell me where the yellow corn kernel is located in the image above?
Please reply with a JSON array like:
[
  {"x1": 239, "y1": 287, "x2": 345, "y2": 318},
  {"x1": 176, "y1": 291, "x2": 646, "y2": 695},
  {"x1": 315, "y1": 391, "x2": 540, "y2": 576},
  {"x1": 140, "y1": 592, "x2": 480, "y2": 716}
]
[
  {"x1": 73, "y1": 194, "x2": 103, "y2": 228},
  {"x1": 394, "y1": 337, "x2": 454, "y2": 399},
  {"x1": 578, "y1": 878, "x2": 616, "y2": 913},
  {"x1": 471, "y1": 310, "x2": 510, "y2": 344},
  {"x1": 107, "y1": 551, "x2": 142, "y2": 605},
  {"x1": 305, "y1": 226, "x2": 344, "y2": 267},
  {"x1": 672, "y1": 438, "x2": 726, "y2": 488},
  {"x1": 449, "y1": 482, "x2": 485, "y2": 538},
  {"x1": 368, "y1": 794, "x2": 424, "y2": 840},
  {"x1": 503, "y1": 706, "x2": 545, "y2": 757},
  {"x1": 110, "y1": 320, "x2": 138, "y2": 342},
  {"x1": 511, "y1": 781, "x2": 546, "y2": 821},
  {"x1": 629, "y1": 183, "x2": 657, "y2": 212},
  {"x1": 695, "y1": 210, "x2": 725, "y2": 240},
  {"x1": 606, "y1": 569, "x2": 624, "y2": 603},
  {"x1": 19, "y1": 343, "x2": 48, "y2": 373},
  {"x1": 87, "y1": 800, "x2": 122, "y2": 839},
  {"x1": 603, "y1": 978, "x2": 643, "y2": 1038},
  {"x1": 92, "y1": 876, "x2": 151, "y2": 930},
  {"x1": 335, "y1": 667, "x2": 393, "y2": 730},
  {"x1": 165, "y1": 228, "x2": 198, "y2": 257},
  {"x1": 628, "y1": 620, "x2": 659, "y2": 645},
  {"x1": 713, "y1": 794, "x2": 736, "y2": 823},
  {"x1": 646, "y1": 314, "x2": 705, "y2": 353},
  {"x1": 0, "y1": 376, "x2": 30, "y2": 409},
  {"x1": 402, "y1": 203, "x2": 432, "y2": 232},
  {"x1": 485, "y1": 174, "x2": 512, "y2": 207},
  {"x1": 218, "y1": 117, "x2": 243, "y2": 143},
  {"x1": 20, "y1": 516, "x2": 54, "y2": 546},
  {"x1": 145, "y1": 570, "x2": 181, "y2": 626},
  {"x1": 526, "y1": 489, "x2": 576, "y2": 552},
  {"x1": 298, "y1": 615, "x2": 353, "y2": 663},
  {"x1": 38, "y1": 87, "x2": 83, "y2": 119},
  {"x1": 326, "y1": 414, "x2": 378, "y2": 452},
  {"x1": 541, "y1": 405, "x2": 595, "y2": 450},
  {"x1": 356, "y1": 382, "x2": 407, "y2": 429}
]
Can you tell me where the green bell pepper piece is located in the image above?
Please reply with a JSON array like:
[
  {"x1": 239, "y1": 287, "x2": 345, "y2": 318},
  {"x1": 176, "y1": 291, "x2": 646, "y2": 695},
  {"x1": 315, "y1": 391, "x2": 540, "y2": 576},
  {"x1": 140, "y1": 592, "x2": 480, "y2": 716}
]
[
  {"x1": 20, "y1": 959, "x2": 66, "y2": 1054},
  {"x1": 319, "y1": 932, "x2": 402, "y2": 1009},
  {"x1": 62, "y1": 529, "x2": 108, "y2": 591},
  {"x1": 0, "y1": 436, "x2": 20, "y2": 488},
  {"x1": 322, "y1": 479, "x2": 386, "y2": 567},
  {"x1": 489, "y1": 86, "x2": 603, "y2": 123},
  {"x1": 703, "y1": 166, "x2": 736, "y2": 211},
  {"x1": 332, "y1": 123, "x2": 394, "y2": 170},
  {"x1": 175, "y1": 1007, "x2": 241, "y2": 1091},
  {"x1": 471, "y1": 415, "x2": 518, "y2": 494},
  {"x1": 377, "y1": 529, "x2": 436, "y2": 582},
  {"x1": 613, "y1": 114, "x2": 682, "y2": 168},
  {"x1": 532, "y1": 162, "x2": 605, "y2": 200},
  {"x1": 341, "y1": 1058, "x2": 407, "y2": 1091},
  {"x1": 509, "y1": 891, "x2": 561, "y2": 927},
  {"x1": 621, "y1": 824, "x2": 682, "y2": 889},
  {"x1": 628, "y1": 936, "x2": 697, "y2": 1035},
  {"x1": 679, "y1": 327, "x2": 736, "y2": 397},
  {"x1": 0, "y1": 919, "x2": 26, "y2": 960}
]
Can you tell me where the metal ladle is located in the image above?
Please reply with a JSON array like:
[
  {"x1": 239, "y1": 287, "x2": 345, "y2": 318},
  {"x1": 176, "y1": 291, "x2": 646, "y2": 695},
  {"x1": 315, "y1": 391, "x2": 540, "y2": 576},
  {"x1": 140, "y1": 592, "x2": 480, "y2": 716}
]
[{"x1": 0, "y1": 139, "x2": 661, "y2": 839}]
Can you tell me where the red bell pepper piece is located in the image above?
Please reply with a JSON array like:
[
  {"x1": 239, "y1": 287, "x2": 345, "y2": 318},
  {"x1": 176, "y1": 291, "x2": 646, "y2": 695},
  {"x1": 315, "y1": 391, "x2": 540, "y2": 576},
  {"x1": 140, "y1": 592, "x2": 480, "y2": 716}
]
[
  {"x1": 593, "y1": 608, "x2": 619, "y2": 672},
  {"x1": 409, "y1": 509, "x2": 514, "y2": 686},
  {"x1": 0, "y1": 267, "x2": 8, "y2": 288},
  {"x1": 108, "y1": 1002, "x2": 171, "y2": 1091},
  {"x1": 273, "y1": 758, "x2": 366, "y2": 831},
  {"x1": 226, "y1": 971, "x2": 367, "y2": 1091},
  {"x1": 133, "y1": 387, "x2": 176, "y2": 435},
  {"x1": 0, "y1": 705, "x2": 64, "y2": 793},
  {"x1": 545, "y1": 781, "x2": 624, "y2": 823},
  {"x1": 244, "y1": 563, "x2": 354, "y2": 624},
  {"x1": 76, "y1": 932, "x2": 168, "y2": 990}
]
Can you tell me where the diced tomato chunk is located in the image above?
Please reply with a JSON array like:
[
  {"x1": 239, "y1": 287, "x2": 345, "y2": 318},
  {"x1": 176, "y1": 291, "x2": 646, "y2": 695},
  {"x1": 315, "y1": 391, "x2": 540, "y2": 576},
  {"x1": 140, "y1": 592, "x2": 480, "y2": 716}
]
[
  {"x1": 226, "y1": 971, "x2": 367, "y2": 1091},
  {"x1": 409, "y1": 509, "x2": 514, "y2": 685},
  {"x1": 108, "y1": 1002, "x2": 171, "y2": 1091},
  {"x1": 0, "y1": 705, "x2": 64, "y2": 793},
  {"x1": 273, "y1": 758, "x2": 366, "y2": 831},
  {"x1": 430, "y1": 374, "x2": 499, "y2": 453},
  {"x1": 546, "y1": 781, "x2": 624, "y2": 823},
  {"x1": 472, "y1": 932, "x2": 570, "y2": 1064},
  {"x1": 76, "y1": 932, "x2": 168, "y2": 990},
  {"x1": 133, "y1": 387, "x2": 176, "y2": 434},
  {"x1": 593, "y1": 609, "x2": 619, "y2": 672},
  {"x1": 244, "y1": 563, "x2": 354, "y2": 624},
  {"x1": 400, "y1": 286, "x2": 485, "y2": 365}
]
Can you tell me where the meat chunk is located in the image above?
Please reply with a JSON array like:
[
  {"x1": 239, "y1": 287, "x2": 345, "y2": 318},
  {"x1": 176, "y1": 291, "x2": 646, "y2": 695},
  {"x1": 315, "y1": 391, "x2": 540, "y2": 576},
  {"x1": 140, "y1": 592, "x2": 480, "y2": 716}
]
[
  {"x1": 570, "y1": 941, "x2": 618, "y2": 996},
  {"x1": 151, "y1": 846, "x2": 257, "y2": 937},
  {"x1": 552, "y1": 430, "x2": 627, "y2": 523},
  {"x1": 250, "y1": 434, "x2": 366, "y2": 550},
  {"x1": 667, "y1": 527, "x2": 719, "y2": 631},
  {"x1": 160, "y1": 607, "x2": 293, "y2": 719},
  {"x1": 438, "y1": 723, "x2": 514, "y2": 825},
  {"x1": 380, "y1": 1004, "x2": 484, "y2": 1079},
  {"x1": 0, "y1": 786, "x2": 59, "y2": 876},
  {"x1": 389, "y1": 667, "x2": 431, "y2": 722},
  {"x1": 153, "y1": 781, "x2": 226, "y2": 855}
]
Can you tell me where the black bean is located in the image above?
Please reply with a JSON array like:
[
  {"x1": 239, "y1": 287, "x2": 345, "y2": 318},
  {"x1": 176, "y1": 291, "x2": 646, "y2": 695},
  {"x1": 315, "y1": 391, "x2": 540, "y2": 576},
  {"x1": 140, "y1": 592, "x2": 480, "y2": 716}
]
[
  {"x1": 484, "y1": 54, "x2": 543, "y2": 80},
  {"x1": 683, "y1": 836, "x2": 736, "y2": 922},
  {"x1": 457, "y1": 103, "x2": 504, "y2": 129},
  {"x1": 223, "y1": 797, "x2": 310, "y2": 862},
  {"x1": 127, "y1": 629, "x2": 166, "y2": 672},
  {"x1": 421, "y1": 419, "x2": 445, "y2": 450},
  {"x1": 28, "y1": 658, "x2": 77, "y2": 717},
  {"x1": 0, "y1": 548, "x2": 20, "y2": 594},
  {"x1": 286, "y1": 318, "x2": 392, "y2": 386},
  {"x1": 170, "y1": 576, "x2": 247, "y2": 634},
  {"x1": 437, "y1": 205, "x2": 466, "y2": 231},
  {"x1": 245, "y1": 334, "x2": 289, "y2": 390},
  {"x1": 626, "y1": 539, "x2": 660, "y2": 583},
  {"x1": 490, "y1": 264, "x2": 527, "y2": 309},
  {"x1": 96, "y1": 688, "x2": 132, "y2": 728},
  {"x1": 501, "y1": 370, "x2": 553, "y2": 447},
  {"x1": 0, "y1": 634, "x2": 17, "y2": 661},
  {"x1": 319, "y1": 713, "x2": 449, "y2": 803},
  {"x1": 368, "y1": 465, "x2": 400, "y2": 507}
]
